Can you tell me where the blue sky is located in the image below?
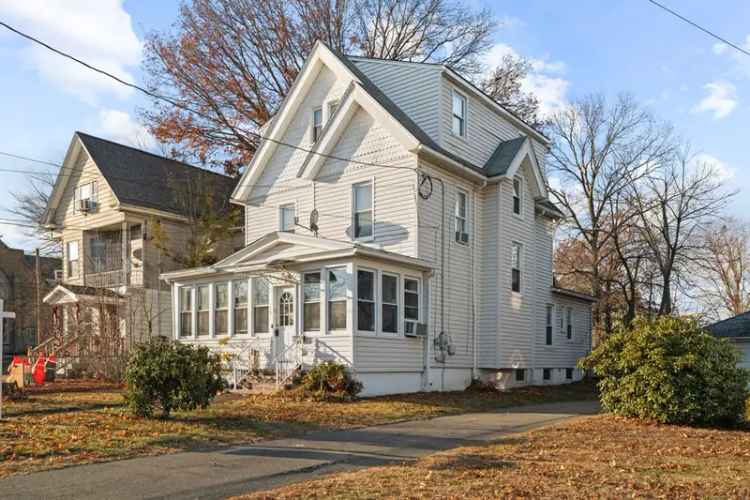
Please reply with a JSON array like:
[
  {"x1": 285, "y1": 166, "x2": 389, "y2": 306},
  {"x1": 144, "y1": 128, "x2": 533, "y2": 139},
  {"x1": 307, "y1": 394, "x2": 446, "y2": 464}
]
[{"x1": 0, "y1": 0, "x2": 748, "y2": 252}]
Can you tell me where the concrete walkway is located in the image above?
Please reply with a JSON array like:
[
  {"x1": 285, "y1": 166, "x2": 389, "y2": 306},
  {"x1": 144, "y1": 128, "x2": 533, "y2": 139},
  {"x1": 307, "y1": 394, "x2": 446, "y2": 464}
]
[{"x1": 0, "y1": 400, "x2": 599, "y2": 500}]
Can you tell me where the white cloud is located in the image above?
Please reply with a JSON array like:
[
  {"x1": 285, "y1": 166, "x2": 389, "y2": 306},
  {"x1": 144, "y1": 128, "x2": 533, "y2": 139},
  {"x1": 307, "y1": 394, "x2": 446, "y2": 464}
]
[
  {"x1": 481, "y1": 43, "x2": 570, "y2": 117},
  {"x1": 712, "y1": 43, "x2": 728, "y2": 55},
  {"x1": 691, "y1": 81, "x2": 738, "y2": 119},
  {"x1": 712, "y1": 34, "x2": 750, "y2": 79},
  {"x1": 692, "y1": 153, "x2": 735, "y2": 182},
  {"x1": 98, "y1": 109, "x2": 155, "y2": 149},
  {"x1": 0, "y1": 0, "x2": 142, "y2": 104}
]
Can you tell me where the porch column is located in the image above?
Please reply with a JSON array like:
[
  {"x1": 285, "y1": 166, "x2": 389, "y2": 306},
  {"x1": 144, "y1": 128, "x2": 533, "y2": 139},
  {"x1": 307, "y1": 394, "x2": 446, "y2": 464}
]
[{"x1": 121, "y1": 222, "x2": 130, "y2": 286}]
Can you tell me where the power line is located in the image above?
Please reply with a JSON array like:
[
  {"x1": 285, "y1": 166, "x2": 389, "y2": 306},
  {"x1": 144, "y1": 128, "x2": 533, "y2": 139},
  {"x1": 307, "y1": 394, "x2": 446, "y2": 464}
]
[
  {"x1": 0, "y1": 20, "x2": 416, "y2": 174},
  {"x1": 646, "y1": 0, "x2": 750, "y2": 57},
  {"x1": 0, "y1": 151, "x2": 61, "y2": 168}
]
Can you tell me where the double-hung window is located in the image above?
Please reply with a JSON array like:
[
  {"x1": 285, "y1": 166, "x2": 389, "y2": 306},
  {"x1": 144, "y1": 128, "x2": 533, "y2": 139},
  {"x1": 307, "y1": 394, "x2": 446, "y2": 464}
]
[
  {"x1": 233, "y1": 281, "x2": 248, "y2": 335},
  {"x1": 357, "y1": 269, "x2": 375, "y2": 332},
  {"x1": 545, "y1": 304, "x2": 554, "y2": 346},
  {"x1": 197, "y1": 285, "x2": 210, "y2": 336},
  {"x1": 303, "y1": 272, "x2": 321, "y2": 331},
  {"x1": 328, "y1": 268, "x2": 348, "y2": 330},
  {"x1": 513, "y1": 178, "x2": 521, "y2": 215},
  {"x1": 566, "y1": 307, "x2": 573, "y2": 340},
  {"x1": 214, "y1": 283, "x2": 229, "y2": 336},
  {"x1": 279, "y1": 204, "x2": 296, "y2": 232},
  {"x1": 452, "y1": 91, "x2": 466, "y2": 137},
  {"x1": 312, "y1": 107, "x2": 323, "y2": 142},
  {"x1": 66, "y1": 241, "x2": 80, "y2": 278},
  {"x1": 404, "y1": 278, "x2": 420, "y2": 335},
  {"x1": 455, "y1": 191, "x2": 468, "y2": 243},
  {"x1": 328, "y1": 100, "x2": 339, "y2": 121},
  {"x1": 353, "y1": 181, "x2": 373, "y2": 240},
  {"x1": 253, "y1": 279, "x2": 269, "y2": 334},
  {"x1": 382, "y1": 273, "x2": 399, "y2": 334},
  {"x1": 511, "y1": 242, "x2": 522, "y2": 293},
  {"x1": 75, "y1": 182, "x2": 97, "y2": 212},
  {"x1": 179, "y1": 287, "x2": 193, "y2": 337}
]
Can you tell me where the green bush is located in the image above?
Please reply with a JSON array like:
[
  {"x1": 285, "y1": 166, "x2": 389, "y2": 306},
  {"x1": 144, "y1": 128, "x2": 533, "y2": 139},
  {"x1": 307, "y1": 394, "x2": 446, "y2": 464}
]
[
  {"x1": 300, "y1": 362, "x2": 363, "y2": 401},
  {"x1": 580, "y1": 316, "x2": 749, "y2": 426},
  {"x1": 124, "y1": 339, "x2": 225, "y2": 418}
]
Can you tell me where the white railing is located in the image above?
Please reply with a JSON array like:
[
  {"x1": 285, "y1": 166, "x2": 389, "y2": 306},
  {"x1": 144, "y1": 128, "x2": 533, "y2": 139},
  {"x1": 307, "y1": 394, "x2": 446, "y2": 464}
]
[
  {"x1": 313, "y1": 338, "x2": 356, "y2": 377},
  {"x1": 230, "y1": 337, "x2": 273, "y2": 389},
  {"x1": 274, "y1": 336, "x2": 305, "y2": 388}
]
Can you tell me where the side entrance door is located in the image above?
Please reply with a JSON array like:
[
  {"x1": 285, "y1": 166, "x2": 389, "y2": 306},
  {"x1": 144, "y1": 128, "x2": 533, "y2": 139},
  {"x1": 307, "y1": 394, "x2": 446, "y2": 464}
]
[{"x1": 274, "y1": 287, "x2": 296, "y2": 358}]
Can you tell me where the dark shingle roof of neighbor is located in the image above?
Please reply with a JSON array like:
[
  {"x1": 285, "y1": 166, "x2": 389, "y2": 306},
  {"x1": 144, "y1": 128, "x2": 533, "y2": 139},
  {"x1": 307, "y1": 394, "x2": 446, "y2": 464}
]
[
  {"x1": 483, "y1": 136, "x2": 527, "y2": 177},
  {"x1": 76, "y1": 132, "x2": 237, "y2": 217},
  {"x1": 706, "y1": 311, "x2": 750, "y2": 339}
]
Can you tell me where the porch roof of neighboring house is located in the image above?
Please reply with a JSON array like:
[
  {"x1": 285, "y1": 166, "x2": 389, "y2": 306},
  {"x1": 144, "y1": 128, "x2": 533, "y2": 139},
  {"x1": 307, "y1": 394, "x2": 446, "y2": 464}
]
[
  {"x1": 706, "y1": 311, "x2": 750, "y2": 340},
  {"x1": 160, "y1": 231, "x2": 433, "y2": 282},
  {"x1": 43, "y1": 132, "x2": 238, "y2": 225},
  {"x1": 551, "y1": 287, "x2": 597, "y2": 303},
  {"x1": 43, "y1": 284, "x2": 124, "y2": 305}
]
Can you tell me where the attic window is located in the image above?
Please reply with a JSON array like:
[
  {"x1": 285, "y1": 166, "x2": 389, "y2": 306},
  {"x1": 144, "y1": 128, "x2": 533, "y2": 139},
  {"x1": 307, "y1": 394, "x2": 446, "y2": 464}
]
[
  {"x1": 512, "y1": 178, "x2": 521, "y2": 215},
  {"x1": 312, "y1": 107, "x2": 323, "y2": 142},
  {"x1": 452, "y1": 91, "x2": 466, "y2": 137},
  {"x1": 75, "y1": 182, "x2": 97, "y2": 213}
]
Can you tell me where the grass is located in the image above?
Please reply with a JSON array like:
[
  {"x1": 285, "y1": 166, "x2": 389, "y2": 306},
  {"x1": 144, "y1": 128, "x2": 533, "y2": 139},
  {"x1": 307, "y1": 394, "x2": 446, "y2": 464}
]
[
  {"x1": 238, "y1": 414, "x2": 750, "y2": 499},
  {"x1": 0, "y1": 380, "x2": 597, "y2": 478}
]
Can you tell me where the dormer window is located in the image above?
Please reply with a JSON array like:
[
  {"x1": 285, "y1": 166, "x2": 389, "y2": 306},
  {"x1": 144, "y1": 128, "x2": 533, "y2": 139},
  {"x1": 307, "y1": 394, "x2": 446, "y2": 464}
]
[
  {"x1": 312, "y1": 107, "x2": 323, "y2": 142},
  {"x1": 513, "y1": 178, "x2": 521, "y2": 215},
  {"x1": 328, "y1": 100, "x2": 339, "y2": 121},
  {"x1": 452, "y1": 91, "x2": 466, "y2": 137}
]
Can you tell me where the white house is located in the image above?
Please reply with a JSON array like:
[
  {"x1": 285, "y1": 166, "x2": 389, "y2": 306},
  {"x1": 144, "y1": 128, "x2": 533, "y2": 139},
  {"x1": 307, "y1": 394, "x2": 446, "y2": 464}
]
[{"x1": 161, "y1": 42, "x2": 594, "y2": 396}]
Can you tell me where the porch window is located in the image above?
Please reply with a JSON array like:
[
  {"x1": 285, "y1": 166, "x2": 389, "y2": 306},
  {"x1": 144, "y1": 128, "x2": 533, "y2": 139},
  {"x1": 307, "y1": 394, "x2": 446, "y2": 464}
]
[
  {"x1": 253, "y1": 279, "x2": 269, "y2": 334},
  {"x1": 451, "y1": 90, "x2": 466, "y2": 137},
  {"x1": 511, "y1": 242, "x2": 521, "y2": 293},
  {"x1": 233, "y1": 281, "x2": 248, "y2": 335},
  {"x1": 197, "y1": 285, "x2": 209, "y2": 336},
  {"x1": 312, "y1": 107, "x2": 323, "y2": 142},
  {"x1": 279, "y1": 204, "x2": 296, "y2": 233},
  {"x1": 66, "y1": 241, "x2": 80, "y2": 278},
  {"x1": 382, "y1": 273, "x2": 399, "y2": 334},
  {"x1": 566, "y1": 307, "x2": 573, "y2": 340},
  {"x1": 404, "y1": 277, "x2": 420, "y2": 335},
  {"x1": 545, "y1": 304, "x2": 553, "y2": 346},
  {"x1": 357, "y1": 269, "x2": 375, "y2": 332},
  {"x1": 303, "y1": 272, "x2": 321, "y2": 331},
  {"x1": 455, "y1": 191, "x2": 468, "y2": 244},
  {"x1": 327, "y1": 268, "x2": 347, "y2": 330},
  {"x1": 513, "y1": 178, "x2": 521, "y2": 215},
  {"x1": 214, "y1": 283, "x2": 229, "y2": 336},
  {"x1": 353, "y1": 181, "x2": 373, "y2": 239},
  {"x1": 179, "y1": 287, "x2": 193, "y2": 337}
]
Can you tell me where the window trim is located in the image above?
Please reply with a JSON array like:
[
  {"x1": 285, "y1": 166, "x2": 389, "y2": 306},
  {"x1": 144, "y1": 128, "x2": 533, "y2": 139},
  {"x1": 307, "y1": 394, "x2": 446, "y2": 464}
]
[
  {"x1": 352, "y1": 179, "x2": 375, "y2": 242},
  {"x1": 512, "y1": 177, "x2": 522, "y2": 217},
  {"x1": 278, "y1": 202, "x2": 297, "y2": 233},
  {"x1": 403, "y1": 275, "x2": 421, "y2": 335},
  {"x1": 312, "y1": 106, "x2": 323, "y2": 143},
  {"x1": 451, "y1": 89, "x2": 467, "y2": 138},
  {"x1": 454, "y1": 189, "x2": 469, "y2": 245},
  {"x1": 511, "y1": 242, "x2": 522, "y2": 294},
  {"x1": 355, "y1": 267, "x2": 377, "y2": 333},
  {"x1": 303, "y1": 271, "x2": 322, "y2": 332},
  {"x1": 381, "y1": 271, "x2": 400, "y2": 335}
]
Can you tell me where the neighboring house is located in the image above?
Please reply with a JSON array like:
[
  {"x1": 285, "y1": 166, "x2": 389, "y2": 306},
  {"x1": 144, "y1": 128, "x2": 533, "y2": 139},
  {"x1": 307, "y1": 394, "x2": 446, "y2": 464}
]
[
  {"x1": 162, "y1": 42, "x2": 594, "y2": 396},
  {"x1": 706, "y1": 312, "x2": 750, "y2": 371},
  {"x1": 40, "y1": 132, "x2": 241, "y2": 350},
  {"x1": 0, "y1": 239, "x2": 60, "y2": 369}
]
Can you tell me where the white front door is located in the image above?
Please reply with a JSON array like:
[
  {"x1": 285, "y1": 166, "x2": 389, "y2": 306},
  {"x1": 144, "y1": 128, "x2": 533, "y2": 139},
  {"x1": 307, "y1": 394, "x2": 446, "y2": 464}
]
[{"x1": 275, "y1": 287, "x2": 296, "y2": 356}]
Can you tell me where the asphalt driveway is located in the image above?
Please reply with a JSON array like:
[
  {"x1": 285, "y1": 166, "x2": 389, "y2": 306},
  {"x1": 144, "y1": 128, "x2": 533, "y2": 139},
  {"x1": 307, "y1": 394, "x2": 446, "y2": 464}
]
[{"x1": 0, "y1": 399, "x2": 599, "y2": 500}]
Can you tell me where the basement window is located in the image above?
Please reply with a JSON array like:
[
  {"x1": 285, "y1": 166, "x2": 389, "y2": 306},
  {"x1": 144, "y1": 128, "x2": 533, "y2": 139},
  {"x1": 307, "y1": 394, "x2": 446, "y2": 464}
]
[
  {"x1": 515, "y1": 369, "x2": 525, "y2": 382},
  {"x1": 543, "y1": 368, "x2": 551, "y2": 381}
]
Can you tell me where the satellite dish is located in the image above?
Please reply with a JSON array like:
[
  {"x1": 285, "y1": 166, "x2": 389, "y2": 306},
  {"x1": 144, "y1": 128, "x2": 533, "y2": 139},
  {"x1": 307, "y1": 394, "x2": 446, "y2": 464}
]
[{"x1": 309, "y1": 209, "x2": 319, "y2": 234}]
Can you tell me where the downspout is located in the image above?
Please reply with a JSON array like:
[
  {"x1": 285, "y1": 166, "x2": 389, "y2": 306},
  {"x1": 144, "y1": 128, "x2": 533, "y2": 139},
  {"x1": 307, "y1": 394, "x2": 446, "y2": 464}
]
[{"x1": 472, "y1": 178, "x2": 487, "y2": 380}]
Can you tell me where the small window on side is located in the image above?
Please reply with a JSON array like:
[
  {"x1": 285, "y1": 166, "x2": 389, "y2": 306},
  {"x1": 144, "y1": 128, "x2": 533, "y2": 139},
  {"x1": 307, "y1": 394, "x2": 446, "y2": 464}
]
[
  {"x1": 543, "y1": 368, "x2": 551, "y2": 381},
  {"x1": 566, "y1": 307, "x2": 573, "y2": 340},
  {"x1": 545, "y1": 304, "x2": 553, "y2": 345},
  {"x1": 353, "y1": 181, "x2": 373, "y2": 240},
  {"x1": 454, "y1": 191, "x2": 469, "y2": 244},
  {"x1": 452, "y1": 91, "x2": 466, "y2": 137},
  {"x1": 312, "y1": 107, "x2": 323, "y2": 142},
  {"x1": 511, "y1": 242, "x2": 522, "y2": 293},
  {"x1": 279, "y1": 204, "x2": 296, "y2": 232},
  {"x1": 328, "y1": 100, "x2": 339, "y2": 121},
  {"x1": 512, "y1": 178, "x2": 521, "y2": 215}
]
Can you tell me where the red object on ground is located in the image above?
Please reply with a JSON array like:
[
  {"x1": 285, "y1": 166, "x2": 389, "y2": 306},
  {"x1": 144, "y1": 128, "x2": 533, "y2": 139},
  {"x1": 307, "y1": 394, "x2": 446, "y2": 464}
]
[
  {"x1": 31, "y1": 355, "x2": 55, "y2": 385},
  {"x1": 10, "y1": 356, "x2": 31, "y2": 368}
]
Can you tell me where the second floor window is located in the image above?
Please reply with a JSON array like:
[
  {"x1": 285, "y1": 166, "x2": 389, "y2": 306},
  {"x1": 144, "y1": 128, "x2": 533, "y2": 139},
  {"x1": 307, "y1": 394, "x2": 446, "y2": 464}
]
[
  {"x1": 66, "y1": 241, "x2": 79, "y2": 277},
  {"x1": 452, "y1": 91, "x2": 466, "y2": 137},
  {"x1": 279, "y1": 204, "x2": 296, "y2": 232},
  {"x1": 455, "y1": 191, "x2": 468, "y2": 243},
  {"x1": 353, "y1": 181, "x2": 373, "y2": 239},
  {"x1": 513, "y1": 178, "x2": 521, "y2": 215},
  {"x1": 511, "y1": 242, "x2": 521, "y2": 293},
  {"x1": 312, "y1": 107, "x2": 323, "y2": 142},
  {"x1": 75, "y1": 182, "x2": 97, "y2": 212},
  {"x1": 545, "y1": 305, "x2": 553, "y2": 345}
]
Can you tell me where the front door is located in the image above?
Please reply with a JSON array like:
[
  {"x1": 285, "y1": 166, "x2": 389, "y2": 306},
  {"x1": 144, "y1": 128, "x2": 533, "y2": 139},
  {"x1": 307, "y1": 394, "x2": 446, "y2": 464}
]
[{"x1": 275, "y1": 287, "x2": 296, "y2": 356}]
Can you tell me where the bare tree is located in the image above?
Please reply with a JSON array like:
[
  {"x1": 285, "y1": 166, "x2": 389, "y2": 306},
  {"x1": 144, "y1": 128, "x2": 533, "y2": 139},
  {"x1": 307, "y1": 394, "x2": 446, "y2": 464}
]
[
  {"x1": 141, "y1": 0, "x2": 504, "y2": 173},
  {"x1": 630, "y1": 149, "x2": 734, "y2": 315},
  {"x1": 547, "y1": 93, "x2": 674, "y2": 334},
  {"x1": 7, "y1": 173, "x2": 59, "y2": 255},
  {"x1": 479, "y1": 54, "x2": 543, "y2": 129}
]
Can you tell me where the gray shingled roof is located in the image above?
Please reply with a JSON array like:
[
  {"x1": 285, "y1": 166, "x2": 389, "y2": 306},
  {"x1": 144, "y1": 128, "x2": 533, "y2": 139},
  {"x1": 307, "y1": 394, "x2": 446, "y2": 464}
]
[
  {"x1": 706, "y1": 311, "x2": 750, "y2": 339},
  {"x1": 76, "y1": 132, "x2": 237, "y2": 217},
  {"x1": 483, "y1": 137, "x2": 527, "y2": 177}
]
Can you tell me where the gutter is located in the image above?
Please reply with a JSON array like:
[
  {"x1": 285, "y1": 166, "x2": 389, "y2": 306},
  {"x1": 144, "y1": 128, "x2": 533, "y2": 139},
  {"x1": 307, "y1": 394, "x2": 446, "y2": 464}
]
[{"x1": 415, "y1": 145, "x2": 487, "y2": 183}]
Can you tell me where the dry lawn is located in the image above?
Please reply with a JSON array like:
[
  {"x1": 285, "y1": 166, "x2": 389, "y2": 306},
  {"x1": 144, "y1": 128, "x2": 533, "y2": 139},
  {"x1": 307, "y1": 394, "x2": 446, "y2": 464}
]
[
  {"x1": 240, "y1": 415, "x2": 750, "y2": 499},
  {"x1": 0, "y1": 380, "x2": 596, "y2": 478}
]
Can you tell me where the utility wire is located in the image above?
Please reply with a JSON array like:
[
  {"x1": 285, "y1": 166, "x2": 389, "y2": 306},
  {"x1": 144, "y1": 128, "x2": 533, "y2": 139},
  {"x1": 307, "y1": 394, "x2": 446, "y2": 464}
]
[
  {"x1": 0, "y1": 20, "x2": 416, "y2": 174},
  {"x1": 646, "y1": 0, "x2": 750, "y2": 57}
]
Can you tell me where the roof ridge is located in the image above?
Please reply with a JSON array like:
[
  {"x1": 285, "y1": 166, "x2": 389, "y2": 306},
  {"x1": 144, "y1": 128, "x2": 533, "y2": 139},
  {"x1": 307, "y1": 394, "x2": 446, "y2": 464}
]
[
  {"x1": 707, "y1": 309, "x2": 750, "y2": 328},
  {"x1": 74, "y1": 131, "x2": 234, "y2": 180}
]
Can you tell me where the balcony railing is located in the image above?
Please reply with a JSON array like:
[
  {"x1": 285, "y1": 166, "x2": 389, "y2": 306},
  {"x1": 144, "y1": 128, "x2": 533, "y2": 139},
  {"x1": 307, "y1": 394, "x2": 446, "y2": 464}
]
[{"x1": 84, "y1": 269, "x2": 143, "y2": 288}]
